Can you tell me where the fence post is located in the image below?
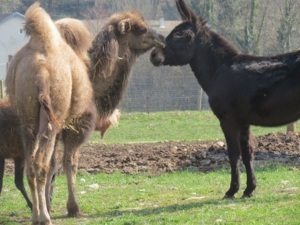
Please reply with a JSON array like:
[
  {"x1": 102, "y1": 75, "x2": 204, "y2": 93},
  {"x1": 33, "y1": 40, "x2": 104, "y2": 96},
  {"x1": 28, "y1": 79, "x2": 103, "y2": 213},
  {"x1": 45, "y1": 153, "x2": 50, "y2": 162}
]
[
  {"x1": 199, "y1": 88, "x2": 203, "y2": 110},
  {"x1": 0, "y1": 80, "x2": 3, "y2": 99}
]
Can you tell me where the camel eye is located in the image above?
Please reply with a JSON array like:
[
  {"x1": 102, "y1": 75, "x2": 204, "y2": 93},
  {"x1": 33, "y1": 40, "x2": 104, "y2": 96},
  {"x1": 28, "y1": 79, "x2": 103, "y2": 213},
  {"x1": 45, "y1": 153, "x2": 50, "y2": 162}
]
[{"x1": 138, "y1": 28, "x2": 147, "y2": 35}]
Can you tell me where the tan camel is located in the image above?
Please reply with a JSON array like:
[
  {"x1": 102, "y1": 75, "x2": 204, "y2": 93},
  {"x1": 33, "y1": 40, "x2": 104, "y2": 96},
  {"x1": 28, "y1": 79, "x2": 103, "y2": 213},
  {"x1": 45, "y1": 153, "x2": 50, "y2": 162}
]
[
  {"x1": 6, "y1": 3, "x2": 96, "y2": 225},
  {"x1": 0, "y1": 98, "x2": 115, "y2": 212},
  {"x1": 6, "y1": 4, "x2": 165, "y2": 224}
]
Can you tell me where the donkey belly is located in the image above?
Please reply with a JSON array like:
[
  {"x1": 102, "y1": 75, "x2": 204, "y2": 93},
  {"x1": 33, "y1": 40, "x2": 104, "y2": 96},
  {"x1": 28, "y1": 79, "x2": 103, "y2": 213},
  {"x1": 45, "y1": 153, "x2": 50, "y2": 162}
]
[{"x1": 248, "y1": 86, "x2": 300, "y2": 127}]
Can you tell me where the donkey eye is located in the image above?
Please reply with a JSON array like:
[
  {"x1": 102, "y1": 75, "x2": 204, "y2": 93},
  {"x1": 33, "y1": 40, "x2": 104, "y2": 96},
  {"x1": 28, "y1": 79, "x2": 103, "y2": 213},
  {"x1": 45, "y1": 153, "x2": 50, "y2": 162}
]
[{"x1": 173, "y1": 31, "x2": 183, "y2": 38}]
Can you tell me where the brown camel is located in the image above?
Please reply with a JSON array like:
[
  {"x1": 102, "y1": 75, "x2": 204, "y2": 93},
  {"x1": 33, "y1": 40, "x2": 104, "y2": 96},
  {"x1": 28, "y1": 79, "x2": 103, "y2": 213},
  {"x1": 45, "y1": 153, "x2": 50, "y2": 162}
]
[
  {"x1": 55, "y1": 10, "x2": 165, "y2": 217},
  {"x1": 6, "y1": 4, "x2": 164, "y2": 224},
  {"x1": 0, "y1": 99, "x2": 34, "y2": 210}
]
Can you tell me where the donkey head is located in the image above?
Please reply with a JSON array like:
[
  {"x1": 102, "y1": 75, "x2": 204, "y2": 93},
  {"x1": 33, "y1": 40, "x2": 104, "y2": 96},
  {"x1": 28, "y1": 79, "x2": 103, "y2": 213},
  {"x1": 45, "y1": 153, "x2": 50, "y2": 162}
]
[{"x1": 151, "y1": 0, "x2": 203, "y2": 66}]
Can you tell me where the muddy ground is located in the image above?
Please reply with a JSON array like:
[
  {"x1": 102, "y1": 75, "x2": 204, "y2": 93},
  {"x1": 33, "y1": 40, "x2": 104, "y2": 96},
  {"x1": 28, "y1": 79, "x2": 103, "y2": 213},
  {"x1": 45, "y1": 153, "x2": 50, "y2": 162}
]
[
  {"x1": 71, "y1": 132, "x2": 300, "y2": 174},
  {"x1": 5, "y1": 132, "x2": 300, "y2": 175}
]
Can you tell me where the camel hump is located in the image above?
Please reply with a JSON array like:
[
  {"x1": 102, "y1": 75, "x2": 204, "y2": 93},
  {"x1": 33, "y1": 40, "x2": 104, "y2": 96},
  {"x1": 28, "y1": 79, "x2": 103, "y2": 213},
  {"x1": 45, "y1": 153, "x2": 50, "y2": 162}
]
[
  {"x1": 55, "y1": 18, "x2": 93, "y2": 57},
  {"x1": 24, "y1": 2, "x2": 61, "y2": 50}
]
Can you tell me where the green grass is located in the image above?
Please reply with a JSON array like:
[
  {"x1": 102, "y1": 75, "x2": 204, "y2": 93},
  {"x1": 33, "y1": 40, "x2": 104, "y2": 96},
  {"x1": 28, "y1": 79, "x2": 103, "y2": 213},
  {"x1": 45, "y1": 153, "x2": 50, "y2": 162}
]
[
  {"x1": 1, "y1": 164, "x2": 299, "y2": 225},
  {"x1": 1, "y1": 111, "x2": 300, "y2": 224},
  {"x1": 90, "y1": 110, "x2": 297, "y2": 144}
]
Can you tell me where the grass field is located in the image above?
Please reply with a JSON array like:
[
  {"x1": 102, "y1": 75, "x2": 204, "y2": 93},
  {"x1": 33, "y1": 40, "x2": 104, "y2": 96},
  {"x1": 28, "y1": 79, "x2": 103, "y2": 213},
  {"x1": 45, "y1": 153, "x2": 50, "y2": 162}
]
[
  {"x1": 90, "y1": 110, "x2": 297, "y2": 144},
  {"x1": 1, "y1": 111, "x2": 300, "y2": 225}
]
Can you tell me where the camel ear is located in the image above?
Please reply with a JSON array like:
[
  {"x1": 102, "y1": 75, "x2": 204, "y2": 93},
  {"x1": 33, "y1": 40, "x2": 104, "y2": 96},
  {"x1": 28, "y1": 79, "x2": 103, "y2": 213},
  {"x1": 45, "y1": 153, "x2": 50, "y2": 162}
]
[
  {"x1": 118, "y1": 19, "x2": 131, "y2": 34},
  {"x1": 176, "y1": 0, "x2": 199, "y2": 25}
]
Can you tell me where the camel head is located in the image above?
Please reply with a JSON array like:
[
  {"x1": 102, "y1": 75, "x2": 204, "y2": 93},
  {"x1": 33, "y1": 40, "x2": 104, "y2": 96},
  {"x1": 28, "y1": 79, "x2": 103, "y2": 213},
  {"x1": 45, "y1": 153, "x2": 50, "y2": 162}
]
[{"x1": 107, "y1": 11, "x2": 165, "y2": 55}]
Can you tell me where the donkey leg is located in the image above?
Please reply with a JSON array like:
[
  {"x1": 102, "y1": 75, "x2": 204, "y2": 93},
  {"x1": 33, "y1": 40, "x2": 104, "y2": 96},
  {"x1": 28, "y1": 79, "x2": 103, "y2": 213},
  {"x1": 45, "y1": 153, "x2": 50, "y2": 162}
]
[
  {"x1": 220, "y1": 119, "x2": 241, "y2": 199},
  {"x1": 63, "y1": 110, "x2": 96, "y2": 217},
  {"x1": 14, "y1": 157, "x2": 33, "y2": 210},
  {"x1": 240, "y1": 127, "x2": 256, "y2": 198},
  {"x1": 0, "y1": 157, "x2": 4, "y2": 195}
]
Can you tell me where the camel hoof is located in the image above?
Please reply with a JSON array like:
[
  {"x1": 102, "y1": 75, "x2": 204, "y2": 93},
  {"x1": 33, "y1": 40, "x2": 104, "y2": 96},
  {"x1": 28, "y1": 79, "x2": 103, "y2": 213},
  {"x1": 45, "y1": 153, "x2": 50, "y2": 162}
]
[{"x1": 67, "y1": 210, "x2": 83, "y2": 217}]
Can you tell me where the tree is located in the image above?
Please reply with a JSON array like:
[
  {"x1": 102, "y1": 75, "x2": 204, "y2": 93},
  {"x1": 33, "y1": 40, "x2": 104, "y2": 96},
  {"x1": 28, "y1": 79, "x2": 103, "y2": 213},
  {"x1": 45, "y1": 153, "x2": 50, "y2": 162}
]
[
  {"x1": 96, "y1": 0, "x2": 162, "y2": 20},
  {"x1": 0, "y1": 0, "x2": 21, "y2": 14},
  {"x1": 275, "y1": 0, "x2": 300, "y2": 133}
]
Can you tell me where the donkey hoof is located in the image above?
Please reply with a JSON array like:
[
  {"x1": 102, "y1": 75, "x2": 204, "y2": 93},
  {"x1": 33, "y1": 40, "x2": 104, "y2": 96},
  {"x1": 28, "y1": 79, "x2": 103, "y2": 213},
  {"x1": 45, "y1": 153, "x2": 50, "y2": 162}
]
[
  {"x1": 241, "y1": 193, "x2": 253, "y2": 198},
  {"x1": 222, "y1": 194, "x2": 235, "y2": 200}
]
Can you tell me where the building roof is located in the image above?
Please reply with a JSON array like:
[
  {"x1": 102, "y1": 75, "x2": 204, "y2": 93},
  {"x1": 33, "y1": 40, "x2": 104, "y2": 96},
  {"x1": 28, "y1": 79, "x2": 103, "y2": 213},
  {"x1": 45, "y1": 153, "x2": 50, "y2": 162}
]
[{"x1": 0, "y1": 12, "x2": 24, "y2": 24}]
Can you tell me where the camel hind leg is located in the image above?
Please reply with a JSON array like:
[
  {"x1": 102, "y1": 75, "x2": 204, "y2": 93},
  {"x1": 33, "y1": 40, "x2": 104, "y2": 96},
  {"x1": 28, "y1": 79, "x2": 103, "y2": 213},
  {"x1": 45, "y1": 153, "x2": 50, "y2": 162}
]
[
  {"x1": 14, "y1": 157, "x2": 33, "y2": 210},
  {"x1": 0, "y1": 157, "x2": 4, "y2": 195},
  {"x1": 62, "y1": 109, "x2": 96, "y2": 217},
  {"x1": 25, "y1": 103, "x2": 58, "y2": 225}
]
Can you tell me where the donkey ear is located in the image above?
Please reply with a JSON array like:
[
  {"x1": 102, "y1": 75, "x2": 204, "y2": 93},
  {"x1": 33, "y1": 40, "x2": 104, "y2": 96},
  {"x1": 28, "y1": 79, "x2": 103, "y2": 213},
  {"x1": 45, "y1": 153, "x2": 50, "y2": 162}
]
[
  {"x1": 176, "y1": 0, "x2": 199, "y2": 25},
  {"x1": 118, "y1": 19, "x2": 131, "y2": 34}
]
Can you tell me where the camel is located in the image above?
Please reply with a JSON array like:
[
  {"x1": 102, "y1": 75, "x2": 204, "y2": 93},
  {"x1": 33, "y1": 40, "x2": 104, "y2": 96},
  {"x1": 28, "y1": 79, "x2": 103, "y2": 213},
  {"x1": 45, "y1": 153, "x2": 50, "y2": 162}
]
[
  {"x1": 6, "y1": 4, "x2": 164, "y2": 224},
  {"x1": 0, "y1": 99, "x2": 116, "y2": 212},
  {"x1": 54, "y1": 10, "x2": 165, "y2": 217},
  {"x1": 6, "y1": 4, "x2": 96, "y2": 224}
]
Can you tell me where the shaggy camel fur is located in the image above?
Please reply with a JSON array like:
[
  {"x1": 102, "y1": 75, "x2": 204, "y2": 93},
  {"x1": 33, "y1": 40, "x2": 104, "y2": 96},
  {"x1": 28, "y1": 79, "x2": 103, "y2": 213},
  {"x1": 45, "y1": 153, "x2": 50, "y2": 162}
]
[
  {"x1": 6, "y1": 4, "x2": 96, "y2": 224},
  {"x1": 88, "y1": 11, "x2": 165, "y2": 119},
  {"x1": 6, "y1": 5, "x2": 164, "y2": 224},
  {"x1": 95, "y1": 109, "x2": 120, "y2": 139}
]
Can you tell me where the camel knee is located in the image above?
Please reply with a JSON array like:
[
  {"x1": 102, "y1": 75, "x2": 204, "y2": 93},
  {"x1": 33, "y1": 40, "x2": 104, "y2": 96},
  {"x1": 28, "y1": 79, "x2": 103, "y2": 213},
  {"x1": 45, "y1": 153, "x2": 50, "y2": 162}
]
[{"x1": 33, "y1": 162, "x2": 49, "y2": 183}]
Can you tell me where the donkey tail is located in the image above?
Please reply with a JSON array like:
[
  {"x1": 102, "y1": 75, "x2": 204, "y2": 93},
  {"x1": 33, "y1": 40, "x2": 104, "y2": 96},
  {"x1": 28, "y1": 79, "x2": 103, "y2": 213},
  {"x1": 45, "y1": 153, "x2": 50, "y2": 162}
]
[{"x1": 24, "y1": 2, "x2": 61, "y2": 50}]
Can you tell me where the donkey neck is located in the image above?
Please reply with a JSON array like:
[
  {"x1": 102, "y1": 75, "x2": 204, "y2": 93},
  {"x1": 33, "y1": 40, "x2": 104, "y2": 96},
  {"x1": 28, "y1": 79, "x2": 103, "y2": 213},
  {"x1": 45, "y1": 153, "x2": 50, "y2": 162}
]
[{"x1": 190, "y1": 30, "x2": 239, "y2": 94}]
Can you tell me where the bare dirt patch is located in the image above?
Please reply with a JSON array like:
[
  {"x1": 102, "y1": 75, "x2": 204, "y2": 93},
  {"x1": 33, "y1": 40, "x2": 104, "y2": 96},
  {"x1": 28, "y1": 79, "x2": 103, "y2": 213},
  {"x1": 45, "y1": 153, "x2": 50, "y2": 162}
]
[
  {"x1": 5, "y1": 132, "x2": 300, "y2": 175},
  {"x1": 76, "y1": 132, "x2": 300, "y2": 174}
]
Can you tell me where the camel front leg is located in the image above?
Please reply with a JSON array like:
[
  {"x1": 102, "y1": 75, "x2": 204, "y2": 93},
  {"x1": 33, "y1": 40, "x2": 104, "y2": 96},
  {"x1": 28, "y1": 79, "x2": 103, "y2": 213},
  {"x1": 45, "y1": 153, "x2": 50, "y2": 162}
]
[
  {"x1": 220, "y1": 119, "x2": 241, "y2": 199},
  {"x1": 62, "y1": 109, "x2": 96, "y2": 217}
]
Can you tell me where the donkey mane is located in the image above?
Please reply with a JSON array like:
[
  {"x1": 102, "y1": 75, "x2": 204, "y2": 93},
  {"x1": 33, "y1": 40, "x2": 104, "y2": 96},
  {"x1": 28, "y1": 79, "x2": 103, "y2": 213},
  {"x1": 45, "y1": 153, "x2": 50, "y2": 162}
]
[{"x1": 201, "y1": 25, "x2": 240, "y2": 61}]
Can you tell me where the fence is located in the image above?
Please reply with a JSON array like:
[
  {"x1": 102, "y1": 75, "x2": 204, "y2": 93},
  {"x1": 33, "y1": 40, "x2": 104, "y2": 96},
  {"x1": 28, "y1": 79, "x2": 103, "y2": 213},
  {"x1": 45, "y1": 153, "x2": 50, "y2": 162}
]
[
  {"x1": 120, "y1": 52, "x2": 210, "y2": 113},
  {"x1": 0, "y1": 53, "x2": 210, "y2": 112}
]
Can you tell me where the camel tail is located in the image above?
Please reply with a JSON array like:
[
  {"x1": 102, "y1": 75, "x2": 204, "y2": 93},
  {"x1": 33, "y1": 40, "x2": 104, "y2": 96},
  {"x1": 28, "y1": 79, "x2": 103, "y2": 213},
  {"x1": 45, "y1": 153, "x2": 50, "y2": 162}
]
[
  {"x1": 39, "y1": 94, "x2": 59, "y2": 127},
  {"x1": 24, "y1": 2, "x2": 61, "y2": 49}
]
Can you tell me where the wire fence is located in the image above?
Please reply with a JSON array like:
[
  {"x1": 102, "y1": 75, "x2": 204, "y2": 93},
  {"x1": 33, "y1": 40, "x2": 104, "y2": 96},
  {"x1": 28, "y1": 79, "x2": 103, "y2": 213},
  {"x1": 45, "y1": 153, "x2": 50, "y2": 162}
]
[
  {"x1": 0, "y1": 53, "x2": 210, "y2": 113},
  {"x1": 120, "y1": 52, "x2": 210, "y2": 112}
]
